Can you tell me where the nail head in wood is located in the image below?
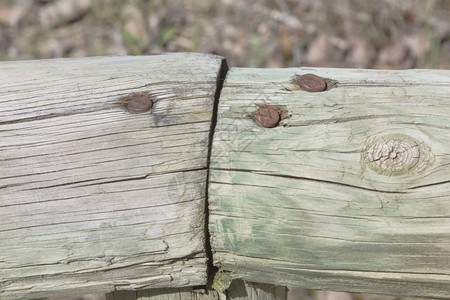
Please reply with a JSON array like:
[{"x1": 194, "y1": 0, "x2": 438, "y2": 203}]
[
  {"x1": 254, "y1": 105, "x2": 280, "y2": 128},
  {"x1": 127, "y1": 94, "x2": 153, "y2": 113},
  {"x1": 297, "y1": 73, "x2": 327, "y2": 92}
]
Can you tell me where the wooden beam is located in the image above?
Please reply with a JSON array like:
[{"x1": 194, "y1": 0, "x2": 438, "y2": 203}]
[
  {"x1": 2, "y1": 55, "x2": 450, "y2": 299},
  {"x1": 0, "y1": 53, "x2": 226, "y2": 299},
  {"x1": 209, "y1": 67, "x2": 450, "y2": 298}
]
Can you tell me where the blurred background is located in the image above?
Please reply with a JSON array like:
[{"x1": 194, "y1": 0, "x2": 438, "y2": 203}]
[
  {"x1": 1, "y1": 0, "x2": 449, "y2": 69},
  {"x1": 1, "y1": 0, "x2": 448, "y2": 299}
]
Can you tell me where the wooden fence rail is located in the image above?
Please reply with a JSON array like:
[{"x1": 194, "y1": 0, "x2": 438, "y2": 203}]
[{"x1": 0, "y1": 53, "x2": 449, "y2": 299}]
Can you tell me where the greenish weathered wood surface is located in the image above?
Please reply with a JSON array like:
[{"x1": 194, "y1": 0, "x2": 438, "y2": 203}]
[
  {"x1": 0, "y1": 53, "x2": 225, "y2": 300},
  {"x1": 2, "y1": 54, "x2": 450, "y2": 299},
  {"x1": 209, "y1": 67, "x2": 450, "y2": 298}
]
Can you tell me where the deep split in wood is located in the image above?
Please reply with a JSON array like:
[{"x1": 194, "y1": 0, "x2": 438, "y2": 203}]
[{"x1": 0, "y1": 53, "x2": 449, "y2": 299}]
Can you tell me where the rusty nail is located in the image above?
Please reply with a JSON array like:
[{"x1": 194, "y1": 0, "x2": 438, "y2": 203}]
[
  {"x1": 297, "y1": 74, "x2": 327, "y2": 92},
  {"x1": 127, "y1": 94, "x2": 153, "y2": 113},
  {"x1": 254, "y1": 105, "x2": 280, "y2": 128}
]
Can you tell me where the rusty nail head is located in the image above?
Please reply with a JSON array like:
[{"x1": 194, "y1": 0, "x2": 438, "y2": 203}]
[
  {"x1": 297, "y1": 74, "x2": 327, "y2": 92},
  {"x1": 127, "y1": 94, "x2": 153, "y2": 113},
  {"x1": 254, "y1": 105, "x2": 280, "y2": 128}
]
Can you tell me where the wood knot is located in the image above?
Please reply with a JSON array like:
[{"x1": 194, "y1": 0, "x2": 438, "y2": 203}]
[{"x1": 362, "y1": 134, "x2": 434, "y2": 176}]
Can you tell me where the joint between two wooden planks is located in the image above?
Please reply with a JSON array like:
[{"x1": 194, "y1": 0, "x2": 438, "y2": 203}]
[{"x1": 204, "y1": 58, "x2": 229, "y2": 288}]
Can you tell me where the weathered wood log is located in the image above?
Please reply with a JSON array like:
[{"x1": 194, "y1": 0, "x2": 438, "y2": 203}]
[
  {"x1": 0, "y1": 53, "x2": 226, "y2": 299},
  {"x1": 2, "y1": 54, "x2": 450, "y2": 299},
  {"x1": 209, "y1": 68, "x2": 450, "y2": 298}
]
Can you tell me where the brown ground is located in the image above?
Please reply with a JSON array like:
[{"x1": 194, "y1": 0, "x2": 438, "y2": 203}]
[
  {"x1": 1, "y1": 0, "x2": 448, "y2": 299},
  {"x1": 1, "y1": 0, "x2": 450, "y2": 69}
]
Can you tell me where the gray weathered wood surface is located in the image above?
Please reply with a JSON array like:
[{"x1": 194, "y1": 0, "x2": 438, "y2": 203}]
[
  {"x1": 106, "y1": 287, "x2": 221, "y2": 300},
  {"x1": 209, "y1": 67, "x2": 450, "y2": 298},
  {"x1": 0, "y1": 53, "x2": 225, "y2": 299},
  {"x1": 226, "y1": 280, "x2": 287, "y2": 300},
  {"x1": 105, "y1": 281, "x2": 285, "y2": 300},
  {"x1": 2, "y1": 54, "x2": 450, "y2": 299}
]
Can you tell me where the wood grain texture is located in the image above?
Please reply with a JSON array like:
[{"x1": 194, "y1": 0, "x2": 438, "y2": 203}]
[
  {"x1": 106, "y1": 287, "x2": 221, "y2": 300},
  {"x1": 226, "y1": 280, "x2": 286, "y2": 300},
  {"x1": 105, "y1": 281, "x2": 285, "y2": 300},
  {"x1": 209, "y1": 67, "x2": 450, "y2": 298},
  {"x1": 0, "y1": 53, "x2": 225, "y2": 300}
]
